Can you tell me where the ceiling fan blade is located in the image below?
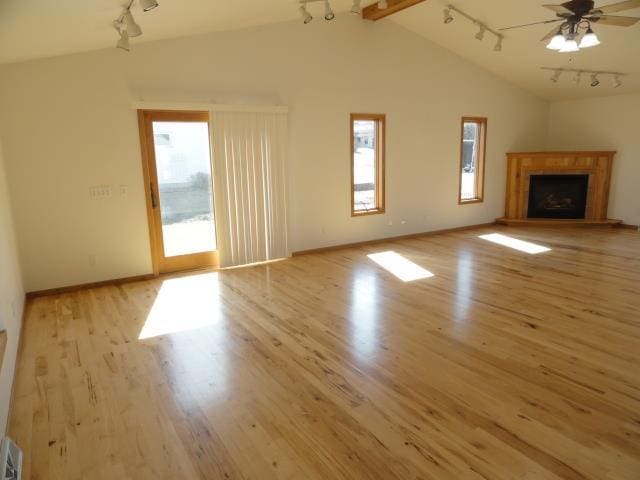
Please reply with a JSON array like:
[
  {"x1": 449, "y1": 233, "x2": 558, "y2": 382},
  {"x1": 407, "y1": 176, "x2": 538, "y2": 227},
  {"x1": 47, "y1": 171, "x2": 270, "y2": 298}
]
[
  {"x1": 500, "y1": 19, "x2": 563, "y2": 31},
  {"x1": 589, "y1": 14, "x2": 640, "y2": 24},
  {"x1": 541, "y1": 25, "x2": 563, "y2": 40},
  {"x1": 589, "y1": 0, "x2": 640, "y2": 14},
  {"x1": 543, "y1": 3, "x2": 573, "y2": 13}
]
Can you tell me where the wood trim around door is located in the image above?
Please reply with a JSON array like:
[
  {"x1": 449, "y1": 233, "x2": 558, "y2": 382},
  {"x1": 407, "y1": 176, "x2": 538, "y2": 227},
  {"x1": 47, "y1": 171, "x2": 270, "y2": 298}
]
[{"x1": 137, "y1": 110, "x2": 219, "y2": 274}]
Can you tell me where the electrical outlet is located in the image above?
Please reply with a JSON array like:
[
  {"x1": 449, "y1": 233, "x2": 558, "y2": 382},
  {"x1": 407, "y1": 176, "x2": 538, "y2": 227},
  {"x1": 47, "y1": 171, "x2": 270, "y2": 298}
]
[
  {"x1": 119, "y1": 185, "x2": 128, "y2": 196},
  {"x1": 89, "y1": 185, "x2": 112, "y2": 199},
  {"x1": 401, "y1": 220, "x2": 407, "y2": 225}
]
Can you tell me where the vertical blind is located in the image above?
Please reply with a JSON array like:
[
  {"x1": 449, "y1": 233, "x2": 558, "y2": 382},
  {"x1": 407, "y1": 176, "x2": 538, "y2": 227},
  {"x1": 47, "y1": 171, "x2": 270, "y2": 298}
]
[{"x1": 210, "y1": 110, "x2": 289, "y2": 267}]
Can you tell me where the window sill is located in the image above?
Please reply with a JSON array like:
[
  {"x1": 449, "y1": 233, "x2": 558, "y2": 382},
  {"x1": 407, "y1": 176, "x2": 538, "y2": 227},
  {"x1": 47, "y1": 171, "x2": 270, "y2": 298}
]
[
  {"x1": 459, "y1": 198, "x2": 484, "y2": 205},
  {"x1": 352, "y1": 209, "x2": 385, "y2": 217}
]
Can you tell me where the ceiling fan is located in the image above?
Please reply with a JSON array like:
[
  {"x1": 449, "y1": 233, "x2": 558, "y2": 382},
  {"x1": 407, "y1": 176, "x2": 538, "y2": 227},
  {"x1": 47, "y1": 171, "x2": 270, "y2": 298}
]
[{"x1": 500, "y1": 0, "x2": 640, "y2": 52}]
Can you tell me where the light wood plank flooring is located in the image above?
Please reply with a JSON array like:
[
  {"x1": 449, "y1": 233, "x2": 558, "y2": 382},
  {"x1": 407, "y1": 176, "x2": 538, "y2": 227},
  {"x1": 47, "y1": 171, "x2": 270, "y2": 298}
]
[{"x1": 8, "y1": 226, "x2": 640, "y2": 479}]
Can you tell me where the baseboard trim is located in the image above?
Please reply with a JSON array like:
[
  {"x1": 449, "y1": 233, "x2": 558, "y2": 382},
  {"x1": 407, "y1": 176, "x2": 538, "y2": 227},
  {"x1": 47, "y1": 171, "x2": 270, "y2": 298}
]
[
  {"x1": 26, "y1": 274, "x2": 157, "y2": 299},
  {"x1": 5, "y1": 297, "x2": 28, "y2": 436},
  {"x1": 292, "y1": 222, "x2": 497, "y2": 257},
  {"x1": 616, "y1": 223, "x2": 639, "y2": 230}
]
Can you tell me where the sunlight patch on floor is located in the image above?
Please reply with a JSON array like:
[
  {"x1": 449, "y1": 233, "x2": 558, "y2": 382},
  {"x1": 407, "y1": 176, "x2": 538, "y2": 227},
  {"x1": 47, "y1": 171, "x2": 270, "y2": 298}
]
[
  {"x1": 139, "y1": 272, "x2": 222, "y2": 339},
  {"x1": 479, "y1": 233, "x2": 551, "y2": 254},
  {"x1": 367, "y1": 251, "x2": 434, "y2": 282}
]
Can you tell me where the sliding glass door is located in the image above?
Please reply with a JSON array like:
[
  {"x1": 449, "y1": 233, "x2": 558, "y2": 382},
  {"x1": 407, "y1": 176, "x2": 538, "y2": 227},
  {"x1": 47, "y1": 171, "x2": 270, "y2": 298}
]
[{"x1": 139, "y1": 110, "x2": 218, "y2": 273}]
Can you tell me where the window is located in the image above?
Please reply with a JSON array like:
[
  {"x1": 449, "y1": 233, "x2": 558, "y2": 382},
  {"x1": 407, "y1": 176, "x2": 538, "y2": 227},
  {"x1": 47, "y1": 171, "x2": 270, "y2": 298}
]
[
  {"x1": 459, "y1": 117, "x2": 487, "y2": 203},
  {"x1": 351, "y1": 114, "x2": 385, "y2": 216}
]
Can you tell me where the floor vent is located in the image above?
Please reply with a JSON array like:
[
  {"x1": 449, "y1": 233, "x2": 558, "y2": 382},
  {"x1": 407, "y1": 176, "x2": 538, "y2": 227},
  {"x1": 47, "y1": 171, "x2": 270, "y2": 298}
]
[{"x1": 1, "y1": 437, "x2": 22, "y2": 480}]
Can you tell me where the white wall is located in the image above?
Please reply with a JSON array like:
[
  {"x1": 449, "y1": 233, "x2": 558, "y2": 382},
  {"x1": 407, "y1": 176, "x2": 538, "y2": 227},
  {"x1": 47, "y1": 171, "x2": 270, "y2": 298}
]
[
  {"x1": 0, "y1": 138, "x2": 25, "y2": 434},
  {"x1": 0, "y1": 16, "x2": 549, "y2": 292},
  {"x1": 548, "y1": 93, "x2": 640, "y2": 226}
]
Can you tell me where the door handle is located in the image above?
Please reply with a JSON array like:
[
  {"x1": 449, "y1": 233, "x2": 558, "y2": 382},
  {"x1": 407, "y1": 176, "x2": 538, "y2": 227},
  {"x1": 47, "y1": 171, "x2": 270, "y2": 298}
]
[{"x1": 150, "y1": 183, "x2": 157, "y2": 209}]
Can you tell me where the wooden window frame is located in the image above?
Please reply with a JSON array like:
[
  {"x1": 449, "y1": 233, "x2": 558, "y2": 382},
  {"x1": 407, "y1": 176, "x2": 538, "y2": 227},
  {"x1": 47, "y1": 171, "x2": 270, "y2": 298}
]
[
  {"x1": 351, "y1": 113, "x2": 386, "y2": 217},
  {"x1": 458, "y1": 116, "x2": 487, "y2": 205}
]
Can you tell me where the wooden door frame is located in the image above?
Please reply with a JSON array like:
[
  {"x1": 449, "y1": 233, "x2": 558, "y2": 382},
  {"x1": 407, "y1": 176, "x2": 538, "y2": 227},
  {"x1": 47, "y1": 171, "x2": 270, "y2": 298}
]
[{"x1": 137, "y1": 109, "x2": 219, "y2": 274}]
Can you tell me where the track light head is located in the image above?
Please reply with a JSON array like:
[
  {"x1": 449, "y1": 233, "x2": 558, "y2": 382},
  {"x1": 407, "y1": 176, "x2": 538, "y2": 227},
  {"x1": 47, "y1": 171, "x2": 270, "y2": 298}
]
[
  {"x1": 475, "y1": 24, "x2": 486, "y2": 41},
  {"x1": 324, "y1": 0, "x2": 335, "y2": 20},
  {"x1": 350, "y1": 0, "x2": 362, "y2": 14},
  {"x1": 573, "y1": 71, "x2": 582, "y2": 84},
  {"x1": 299, "y1": 5, "x2": 313, "y2": 24},
  {"x1": 122, "y1": 9, "x2": 142, "y2": 37},
  {"x1": 116, "y1": 29, "x2": 130, "y2": 52},
  {"x1": 443, "y1": 8, "x2": 454, "y2": 24},
  {"x1": 494, "y1": 36, "x2": 503, "y2": 52},
  {"x1": 590, "y1": 73, "x2": 600, "y2": 87},
  {"x1": 139, "y1": 0, "x2": 159, "y2": 12},
  {"x1": 550, "y1": 70, "x2": 561, "y2": 83},
  {"x1": 612, "y1": 74, "x2": 622, "y2": 88},
  {"x1": 378, "y1": 0, "x2": 388, "y2": 9}
]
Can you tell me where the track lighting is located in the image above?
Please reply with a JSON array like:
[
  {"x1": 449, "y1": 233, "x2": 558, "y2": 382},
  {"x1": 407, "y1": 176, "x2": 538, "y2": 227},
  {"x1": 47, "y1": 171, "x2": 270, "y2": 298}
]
[
  {"x1": 139, "y1": 0, "x2": 159, "y2": 12},
  {"x1": 543, "y1": 67, "x2": 625, "y2": 88},
  {"x1": 299, "y1": 4, "x2": 313, "y2": 23},
  {"x1": 443, "y1": 6, "x2": 503, "y2": 52},
  {"x1": 494, "y1": 36, "x2": 503, "y2": 52},
  {"x1": 378, "y1": 0, "x2": 388, "y2": 9},
  {"x1": 324, "y1": 0, "x2": 335, "y2": 20},
  {"x1": 443, "y1": 8, "x2": 454, "y2": 24},
  {"x1": 112, "y1": 0, "x2": 159, "y2": 51},
  {"x1": 612, "y1": 75, "x2": 622, "y2": 88},
  {"x1": 116, "y1": 29, "x2": 130, "y2": 52},
  {"x1": 573, "y1": 71, "x2": 582, "y2": 85},
  {"x1": 579, "y1": 27, "x2": 600, "y2": 48},
  {"x1": 122, "y1": 9, "x2": 142, "y2": 37},
  {"x1": 350, "y1": 0, "x2": 361, "y2": 14}
]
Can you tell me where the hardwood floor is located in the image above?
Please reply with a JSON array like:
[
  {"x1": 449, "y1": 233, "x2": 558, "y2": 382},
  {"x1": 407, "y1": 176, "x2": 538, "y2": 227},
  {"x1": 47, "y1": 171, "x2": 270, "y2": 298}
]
[{"x1": 8, "y1": 226, "x2": 640, "y2": 480}]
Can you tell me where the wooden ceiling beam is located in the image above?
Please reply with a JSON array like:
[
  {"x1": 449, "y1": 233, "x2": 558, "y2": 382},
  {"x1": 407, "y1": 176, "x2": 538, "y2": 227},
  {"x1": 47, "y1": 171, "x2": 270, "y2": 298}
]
[{"x1": 362, "y1": 0, "x2": 427, "y2": 21}]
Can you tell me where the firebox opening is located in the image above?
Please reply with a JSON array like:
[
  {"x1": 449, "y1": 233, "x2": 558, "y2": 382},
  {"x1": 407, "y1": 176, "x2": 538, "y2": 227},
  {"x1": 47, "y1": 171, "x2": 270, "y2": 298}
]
[{"x1": 527, "y1": 174, "x2": 589, "y2": 219}]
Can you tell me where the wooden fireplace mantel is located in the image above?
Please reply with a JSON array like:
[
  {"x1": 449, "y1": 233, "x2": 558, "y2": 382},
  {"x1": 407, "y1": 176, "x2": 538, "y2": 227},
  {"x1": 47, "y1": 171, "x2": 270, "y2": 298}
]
[{"x1": 497, "y1": 151, "x2": 622, "y2": 226}]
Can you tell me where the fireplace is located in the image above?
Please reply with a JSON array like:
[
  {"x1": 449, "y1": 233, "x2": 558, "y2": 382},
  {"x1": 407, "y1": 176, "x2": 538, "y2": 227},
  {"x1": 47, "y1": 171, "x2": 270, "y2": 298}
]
[
  {"x1": 498, "y1": 151, "x2": 620, "y2": 226},
  {"x1": 527, "y1": 174, "x2": 589, "y2": 219}
]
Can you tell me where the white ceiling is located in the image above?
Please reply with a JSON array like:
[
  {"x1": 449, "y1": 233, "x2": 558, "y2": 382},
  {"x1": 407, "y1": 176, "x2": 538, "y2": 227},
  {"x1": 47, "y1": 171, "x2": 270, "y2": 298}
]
[{"x1": 0, "y1": 0, "x2": 638, "y2": 100}]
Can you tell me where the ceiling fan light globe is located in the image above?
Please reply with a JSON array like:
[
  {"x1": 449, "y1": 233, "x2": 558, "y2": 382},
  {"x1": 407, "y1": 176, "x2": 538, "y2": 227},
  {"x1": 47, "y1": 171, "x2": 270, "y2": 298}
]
[
  {"x1": 579, "y1": 32, "x2": 600, "y2": 48},
  {"x1": 559, "y1": 39, "x2": 579, "y2": 53},
  {"x1": 546, "y1": 33, "x2": 566, "y2": 50}
]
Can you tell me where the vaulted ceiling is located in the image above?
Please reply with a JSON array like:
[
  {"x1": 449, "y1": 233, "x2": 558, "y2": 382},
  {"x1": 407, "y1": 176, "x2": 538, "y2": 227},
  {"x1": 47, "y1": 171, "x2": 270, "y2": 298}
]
[{"x1": 0, "y1": 0, "x2": 638, "y2": 101}]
